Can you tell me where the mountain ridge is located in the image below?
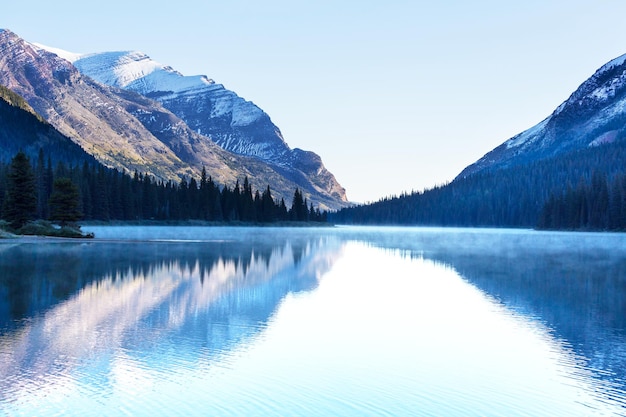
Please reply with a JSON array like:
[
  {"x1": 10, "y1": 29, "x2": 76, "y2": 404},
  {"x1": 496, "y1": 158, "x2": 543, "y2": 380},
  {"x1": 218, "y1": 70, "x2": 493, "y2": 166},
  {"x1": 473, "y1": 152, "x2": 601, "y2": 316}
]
[
  {"x1": 333, "y1": 50, "x2": 626, "y2": 227},
  {"x1": 458, "y1": 51, "x2": 626, "y2": 179},
  {"x1": 0, "y1": 29, "x2": 347, "y2": 209},
  {"x1": 35, "y1": 43, "x2": 347, "y2": 205}
]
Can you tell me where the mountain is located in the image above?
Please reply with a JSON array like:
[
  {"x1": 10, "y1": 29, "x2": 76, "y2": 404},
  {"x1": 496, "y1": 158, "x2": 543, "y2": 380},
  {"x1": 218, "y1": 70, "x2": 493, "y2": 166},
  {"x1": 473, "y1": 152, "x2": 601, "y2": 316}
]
[
  {"x1": 333, "y1": 52, "x2": 626, "y2": 227},
  {"x1": 37, "y1": 44, "x2": 347, "y2": 208},
  {"x1": 0, "y1": 29, "x2": 347, "y2": 209},
  {"x1": 459, "y1": 53, "x2": 626, "y2": 178}
]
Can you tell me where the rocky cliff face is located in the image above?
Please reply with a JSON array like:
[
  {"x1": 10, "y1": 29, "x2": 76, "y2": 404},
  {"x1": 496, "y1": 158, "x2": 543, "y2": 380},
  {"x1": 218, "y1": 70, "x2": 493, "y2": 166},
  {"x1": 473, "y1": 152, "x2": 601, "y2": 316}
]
[
  {"x1": 458, "y1": 53, "x2": 626, "y2": 179},
  {"x1": 0, "y1": 30, "x2": 347, "y2": 209}
]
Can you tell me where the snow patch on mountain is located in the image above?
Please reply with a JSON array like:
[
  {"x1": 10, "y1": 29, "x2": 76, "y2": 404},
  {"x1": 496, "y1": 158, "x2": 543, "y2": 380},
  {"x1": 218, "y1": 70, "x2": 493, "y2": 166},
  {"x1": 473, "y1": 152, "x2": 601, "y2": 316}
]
[
  {"x1": 597, "y1": 53, "x2": 626, "y2": 74},
  {"x1": 34, "y1": 45, "x2": 266, "y2": 127},
  {"x1": 589, "y1": 130, "x2": 618, "y2": 147},
  {"x1": 32, "y1": 42, "x2": 83, "y2": 63},
  {"x1": 72, "y1": 51, "x2": 216, "y2": 94},
  {"x1": 80, "y1": 51, "x2": 264, "y2": 126},
  {"x1": 590, "y1": 73, "x2": 626, "y2": 101},
  {"x1": 461, "y1": 51, "x2": 626, "y2": 179},
  {"x1": 505, "y1": 118, "x2": 549, "y2": 149},
  {"x1": 550, "y1": 53, "x2": 626, "y2": 120}
]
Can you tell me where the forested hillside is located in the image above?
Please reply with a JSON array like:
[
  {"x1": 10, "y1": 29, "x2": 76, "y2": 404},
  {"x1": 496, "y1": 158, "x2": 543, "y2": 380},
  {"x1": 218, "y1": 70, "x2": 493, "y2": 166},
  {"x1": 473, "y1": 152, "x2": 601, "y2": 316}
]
[
  {"x1": 537, "y1": 171, "x2": 626, "y2": 230},
  {"x1": 0, "y1": 84, "x2": 326, "y2": 228},
  {"x1": 0, "y1": 85, "x2": 97, "y2": 165},
  {"x1": 331, "y1": 140, "x2": 626, "y2": 229}
]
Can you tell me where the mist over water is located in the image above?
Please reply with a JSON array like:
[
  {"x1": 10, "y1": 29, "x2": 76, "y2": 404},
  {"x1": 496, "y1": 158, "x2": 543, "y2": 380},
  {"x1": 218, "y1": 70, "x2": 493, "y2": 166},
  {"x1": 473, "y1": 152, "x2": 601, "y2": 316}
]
[{"x1": 1, "y1": 226, "x2": 625, "y2": 416}]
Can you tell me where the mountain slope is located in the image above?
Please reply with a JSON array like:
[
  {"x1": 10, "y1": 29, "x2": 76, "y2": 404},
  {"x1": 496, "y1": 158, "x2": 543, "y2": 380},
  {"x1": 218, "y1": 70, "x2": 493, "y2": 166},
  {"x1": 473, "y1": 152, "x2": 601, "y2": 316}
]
[
  {"x1": 43, "y1": 47, "x2": 347, "y2": 206},
  {"x1": 0, "y1": 29, "x2": 192, "y2": 180},
  {"x1": 333, "y1": 52, "x2": 626, "y2": 227},
  {"x1": 0, "y1": 84, "x2": 97, "y2": 165},
  {"x1": 0, "y1": 29, "x2": 345, "y2": 209},
  {"x1": 459, "y1": 53, "x2": 626, "y2": 178}
]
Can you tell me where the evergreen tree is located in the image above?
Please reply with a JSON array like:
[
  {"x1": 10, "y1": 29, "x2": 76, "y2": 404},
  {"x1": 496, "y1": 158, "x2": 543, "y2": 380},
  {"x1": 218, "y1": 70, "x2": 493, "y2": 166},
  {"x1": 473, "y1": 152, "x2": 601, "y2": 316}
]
[
  {"x1": 199, "y1": 167, "x2": 210, "y2": 220},
  {"x1": 211, "y1": 189, "x2": 224, "y2": 222},
  {"x1": 290, "y1": 188, "x2": 307, "y2": 221},
  {"x1": 261, "y1": 185, "x2": 276, "y2": 222},
  {"x1": 0, "y1": 150, "x2": 328, "y2": 226},
  {"x1": 93, "y1": 167, "x2": 110, "y2": 220},
  {"x1": 240, "y1": 177, "x2": 255, "y2": 221},
  {"x1": 2, "y1": 151, "x2": 37, "y2": 229},
  {"x1": 278, "y1": 198, "x2": 288, "y2": 221},
  {"x1": 35, "y1": 149, "x2": 49, "y2": 219},
  {"x1": 49, "y1": 177, "x2": 82, "y2": 226}
]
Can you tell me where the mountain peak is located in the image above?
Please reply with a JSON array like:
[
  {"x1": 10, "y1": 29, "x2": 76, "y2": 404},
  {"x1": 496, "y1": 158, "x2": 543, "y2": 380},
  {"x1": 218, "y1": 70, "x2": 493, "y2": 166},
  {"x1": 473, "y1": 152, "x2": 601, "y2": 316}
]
[
  {"x1": 458, "y1": 52, "x2": 626, "y2": 179},
  {"x1": 597, "y1": 53, "x2": 626, "y2": 75},
  {"x1": 0, "y1": 29, "x2": 348, "y2": 209},
  {"x1": 68, "y1": 48, "x2": 347, "y2": 204},
  {"x1": 31, "y1": 42, "x2": 83, "y2": 63},
  {"x1": 76, "y1": 50, "x2": 215, "y2": 94},
  {"x1": 33, "y1": 44, "x2": 217, "y2": 96},
  {"x1": 68, "y1": 49, "x2": 273, "y2": 128}
]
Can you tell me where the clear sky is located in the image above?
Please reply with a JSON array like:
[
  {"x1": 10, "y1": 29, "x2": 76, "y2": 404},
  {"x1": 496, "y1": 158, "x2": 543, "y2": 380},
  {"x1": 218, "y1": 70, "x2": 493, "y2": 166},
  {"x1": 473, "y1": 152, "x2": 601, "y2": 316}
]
[{"x1": 3, "y1": 1, "x2": 626, "y2": 203}]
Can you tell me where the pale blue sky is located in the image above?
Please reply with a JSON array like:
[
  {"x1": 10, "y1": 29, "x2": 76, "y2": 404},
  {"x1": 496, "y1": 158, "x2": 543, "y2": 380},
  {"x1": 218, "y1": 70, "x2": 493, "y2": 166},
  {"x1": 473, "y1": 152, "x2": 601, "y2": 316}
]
[{"x1": 4, "y1": 1, "x2": 626, "y2": 202}]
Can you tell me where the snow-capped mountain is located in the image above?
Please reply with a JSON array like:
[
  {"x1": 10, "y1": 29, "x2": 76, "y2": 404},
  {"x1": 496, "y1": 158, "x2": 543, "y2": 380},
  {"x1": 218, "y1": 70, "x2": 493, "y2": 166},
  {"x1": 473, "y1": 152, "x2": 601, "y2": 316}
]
[
  {"x1": 459, "y1": 53, "x2": 626, "y2": 178},
  {"x1": 65, "y1": 51, "x2": 266, "y2": 128},
  {"x1": 42, "y1": 47, "x2": 347, "y2": 206},
  {"x1": 0, "y1": 29, "x2": 347, "y2": 209}
]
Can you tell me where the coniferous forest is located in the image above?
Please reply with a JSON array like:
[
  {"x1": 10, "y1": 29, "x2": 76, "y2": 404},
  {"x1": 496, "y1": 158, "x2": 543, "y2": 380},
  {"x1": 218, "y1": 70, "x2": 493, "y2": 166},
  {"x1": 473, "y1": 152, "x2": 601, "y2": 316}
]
[
  {"x1": 537, "y1": 171, "x2": 626, "y2": 231},
  {"x1": 331, "y1": 139, "x2": 626, "y2": 231},
  {"x1": 0, "y1": 150, "x2": 327, "y2": 229}
]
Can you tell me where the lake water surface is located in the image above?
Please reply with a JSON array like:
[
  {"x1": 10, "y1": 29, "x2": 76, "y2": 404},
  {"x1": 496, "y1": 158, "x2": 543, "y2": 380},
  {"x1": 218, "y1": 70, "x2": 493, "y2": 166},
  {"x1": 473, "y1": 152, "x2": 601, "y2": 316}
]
[{"x1": 1, "y1": 226, "x2": 625, "y2": 416}]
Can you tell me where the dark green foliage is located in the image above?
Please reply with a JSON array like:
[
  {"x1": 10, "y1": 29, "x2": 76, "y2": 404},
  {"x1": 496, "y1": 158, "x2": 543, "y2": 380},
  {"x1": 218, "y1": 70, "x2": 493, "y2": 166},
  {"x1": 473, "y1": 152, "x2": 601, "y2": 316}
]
[
  {"x1": 49, "y1": 177, "x2": 82, "y2": 226},
  {"x1": 2, "y1": 152, "x2": 37, "y2": 228},
  {"x1": 537, "y1": 171, "x2": 626, "y2": 231},
  {"x1": 0, "y1": 85, "x2": 44, "y2": 123},
  {"x1": 260, "y1": 186, "x2": 276, "y2": 222},
  {"x1": 0, "y1": 150, "x2": 328, "y2": 225},
  {"x1": 291, "y1": 188, "x2": 308, "y2": 221},
  {"x1": 331, "y1": 139, "x2": 626, "y2": 230}
]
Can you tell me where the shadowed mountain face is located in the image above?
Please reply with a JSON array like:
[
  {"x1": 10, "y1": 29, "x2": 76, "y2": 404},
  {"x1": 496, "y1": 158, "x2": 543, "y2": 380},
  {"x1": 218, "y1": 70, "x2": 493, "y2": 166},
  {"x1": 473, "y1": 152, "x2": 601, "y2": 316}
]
[
  {"x1": 0, "y1": 85, "x2": 97, "y2": 165},
  {"x1": 0, "y1": 30, "x2": 347, "y2": 209},
  {"x1": 459, "y1": 54, "x2": 626, "y2": 179}
]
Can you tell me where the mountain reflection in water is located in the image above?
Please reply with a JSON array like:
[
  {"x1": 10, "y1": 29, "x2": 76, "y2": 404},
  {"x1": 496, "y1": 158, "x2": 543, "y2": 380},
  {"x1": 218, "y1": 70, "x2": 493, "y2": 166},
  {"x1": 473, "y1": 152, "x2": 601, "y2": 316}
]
[
  {"x1": 341, "y1": 227, "x2": 626, "y2": 408},
  {"x1": 0, "y1": 233, "x2": 342, "y2": 404},
  {"x1": 1, "y1": 226, "x2": 625, "y2": 416}
]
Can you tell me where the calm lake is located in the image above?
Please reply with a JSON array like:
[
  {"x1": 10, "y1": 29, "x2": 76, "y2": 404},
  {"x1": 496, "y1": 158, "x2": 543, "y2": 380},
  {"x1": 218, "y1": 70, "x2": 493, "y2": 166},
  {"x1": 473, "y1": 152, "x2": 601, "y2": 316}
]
[{"x1": 1, "y1": 226, "x2": 625, "y2": 416}]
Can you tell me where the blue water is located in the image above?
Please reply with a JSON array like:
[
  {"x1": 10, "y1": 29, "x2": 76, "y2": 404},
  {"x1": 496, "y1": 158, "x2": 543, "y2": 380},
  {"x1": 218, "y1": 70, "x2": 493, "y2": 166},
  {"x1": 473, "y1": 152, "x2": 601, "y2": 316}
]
[{"x1": 1, "y1": 226, "x2": 625, "y2": 416}]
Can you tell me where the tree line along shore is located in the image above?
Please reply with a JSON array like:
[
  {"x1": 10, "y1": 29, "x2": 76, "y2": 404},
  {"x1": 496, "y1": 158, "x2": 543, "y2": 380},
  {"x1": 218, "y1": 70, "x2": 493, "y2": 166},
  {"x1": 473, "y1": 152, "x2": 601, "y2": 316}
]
[{"x1": 0, "y1": 150, "x2": 329, "y2": 238}]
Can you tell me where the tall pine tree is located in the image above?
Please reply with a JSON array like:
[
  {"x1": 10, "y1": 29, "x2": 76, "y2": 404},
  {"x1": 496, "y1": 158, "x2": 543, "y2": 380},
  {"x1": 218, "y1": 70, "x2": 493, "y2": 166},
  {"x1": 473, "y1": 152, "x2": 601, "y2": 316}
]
[
  {"x1": 2, "y1": 152, "x2": 37, "y2": 229},
  {"x1": 49, "y1": 177, "x2": 82, "y2": 226}
]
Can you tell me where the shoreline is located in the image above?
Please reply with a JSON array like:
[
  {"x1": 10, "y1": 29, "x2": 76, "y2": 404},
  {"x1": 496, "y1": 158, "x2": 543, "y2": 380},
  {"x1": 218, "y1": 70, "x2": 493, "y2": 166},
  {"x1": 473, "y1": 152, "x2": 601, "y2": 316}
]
[
  {"x1": 80, "y1": 220, "x2": 334, "y2": 228},
  {"x1": 0, "y1": 221, "x2": 335, "y2": 243}
]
